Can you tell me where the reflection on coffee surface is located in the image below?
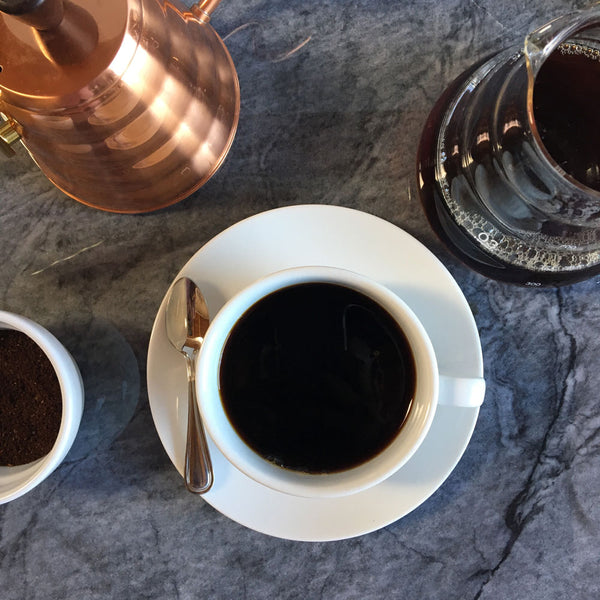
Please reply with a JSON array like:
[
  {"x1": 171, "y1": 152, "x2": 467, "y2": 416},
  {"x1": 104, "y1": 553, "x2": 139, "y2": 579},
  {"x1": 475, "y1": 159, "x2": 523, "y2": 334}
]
[{"x1": 219, "y1": 282, "x2": 415, "y2": 473}]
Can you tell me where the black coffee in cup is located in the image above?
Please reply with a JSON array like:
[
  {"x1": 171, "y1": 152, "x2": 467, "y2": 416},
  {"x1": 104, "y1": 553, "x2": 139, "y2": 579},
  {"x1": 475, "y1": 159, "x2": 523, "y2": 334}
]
[{"x1": 219, "y1": 282, "x2": 416, "y2": 474}]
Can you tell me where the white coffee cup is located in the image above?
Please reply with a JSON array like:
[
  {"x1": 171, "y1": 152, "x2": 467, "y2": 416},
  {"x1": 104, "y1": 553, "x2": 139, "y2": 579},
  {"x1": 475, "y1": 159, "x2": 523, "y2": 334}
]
[{"x1": 196, "y1": 266, "x2": 485, "y2": 498}]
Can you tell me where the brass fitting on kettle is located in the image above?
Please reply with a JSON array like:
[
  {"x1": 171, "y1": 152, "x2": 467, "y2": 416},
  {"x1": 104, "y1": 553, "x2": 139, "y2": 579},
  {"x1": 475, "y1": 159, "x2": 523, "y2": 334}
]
[
  {"x1": 0, "y1": 117, "x2": 21, "y2": 157},
  {"x1": 191, "y1": 0, "x2": 222, "y2": 24}
]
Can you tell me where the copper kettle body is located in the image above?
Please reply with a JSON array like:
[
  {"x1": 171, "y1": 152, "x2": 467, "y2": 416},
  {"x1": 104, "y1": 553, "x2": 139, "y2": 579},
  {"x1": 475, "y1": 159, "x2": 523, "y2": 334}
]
[{"x1": 0, "y1": 0, "x2": 240, "y2": 213}]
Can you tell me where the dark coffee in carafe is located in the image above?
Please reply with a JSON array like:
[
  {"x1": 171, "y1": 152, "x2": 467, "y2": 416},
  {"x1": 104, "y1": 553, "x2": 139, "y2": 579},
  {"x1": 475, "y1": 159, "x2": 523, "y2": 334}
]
[{"x1": 533, "y1": 44, "x2": 600, "y2": 192}]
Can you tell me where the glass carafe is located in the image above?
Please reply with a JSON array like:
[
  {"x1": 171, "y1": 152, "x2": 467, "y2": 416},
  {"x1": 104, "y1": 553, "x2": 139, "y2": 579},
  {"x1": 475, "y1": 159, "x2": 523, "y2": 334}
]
[{"x1": 418, "y1": 6, "x2": 600, "y2": 285}]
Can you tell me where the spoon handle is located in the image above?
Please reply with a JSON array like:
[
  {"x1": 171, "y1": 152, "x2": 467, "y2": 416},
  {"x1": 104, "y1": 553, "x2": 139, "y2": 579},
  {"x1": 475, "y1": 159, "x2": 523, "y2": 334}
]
[{"x1": 184, "y1": 355, "x2": 213, "y2": 494}]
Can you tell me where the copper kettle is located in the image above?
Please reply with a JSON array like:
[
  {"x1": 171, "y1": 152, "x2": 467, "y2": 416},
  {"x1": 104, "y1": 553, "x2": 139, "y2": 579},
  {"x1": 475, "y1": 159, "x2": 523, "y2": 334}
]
[{"x1": 0, "y1": 0, "x2": 240, "y2": 213}]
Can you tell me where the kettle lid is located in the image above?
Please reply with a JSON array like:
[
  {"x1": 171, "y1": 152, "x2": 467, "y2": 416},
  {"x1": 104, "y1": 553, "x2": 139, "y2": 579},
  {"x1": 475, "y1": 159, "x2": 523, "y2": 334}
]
[{"x1": 0, "y1": 0, "x2": 130, "y2": 110}]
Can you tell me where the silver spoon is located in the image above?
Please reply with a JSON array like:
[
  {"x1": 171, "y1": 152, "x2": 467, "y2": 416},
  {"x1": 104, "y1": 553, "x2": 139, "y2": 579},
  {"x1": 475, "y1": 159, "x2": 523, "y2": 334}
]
[{"x1": 165, "y1": 276, "x2": 213, "y2": 493}]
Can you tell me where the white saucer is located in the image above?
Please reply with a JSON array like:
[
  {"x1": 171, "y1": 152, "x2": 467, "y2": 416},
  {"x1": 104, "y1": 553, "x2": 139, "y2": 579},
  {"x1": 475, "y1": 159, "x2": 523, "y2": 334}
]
[{"x1": 147, "y1": 205, "x2": 484, "y2": 541}]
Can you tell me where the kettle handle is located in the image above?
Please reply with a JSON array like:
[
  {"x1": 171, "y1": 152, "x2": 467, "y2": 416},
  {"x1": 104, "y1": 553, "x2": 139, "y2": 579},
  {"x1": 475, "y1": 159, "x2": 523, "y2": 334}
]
[
  {"x1": 0, "y1": 0, "x2": 63, "y2": 30},
  {"x1": 0, "y1": 118, "x2": 21, "y2": 158}
]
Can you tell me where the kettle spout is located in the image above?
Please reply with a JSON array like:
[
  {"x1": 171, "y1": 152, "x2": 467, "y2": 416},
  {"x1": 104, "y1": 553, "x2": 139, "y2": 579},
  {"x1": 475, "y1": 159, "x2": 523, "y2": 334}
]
[{"x1": 191, "y1": 0, "x2": 223, "y2": 24}]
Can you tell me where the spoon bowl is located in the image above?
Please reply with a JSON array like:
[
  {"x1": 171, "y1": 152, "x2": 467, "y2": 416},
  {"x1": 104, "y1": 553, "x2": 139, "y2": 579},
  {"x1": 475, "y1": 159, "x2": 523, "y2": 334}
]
[{"x1": 165, "y1": 277, "x2": 213, "y2": 494}]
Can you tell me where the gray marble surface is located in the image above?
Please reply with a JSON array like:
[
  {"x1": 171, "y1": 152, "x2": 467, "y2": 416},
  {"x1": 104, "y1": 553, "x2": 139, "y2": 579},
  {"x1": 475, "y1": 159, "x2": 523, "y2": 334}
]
[{"x1": 1, "y1": 0, "x2": 599, "y2": 598}]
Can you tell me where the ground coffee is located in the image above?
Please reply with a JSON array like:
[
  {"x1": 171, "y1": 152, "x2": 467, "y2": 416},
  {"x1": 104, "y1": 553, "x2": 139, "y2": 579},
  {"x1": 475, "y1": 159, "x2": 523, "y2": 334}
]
[{"x1": 0, "y1": 329, "x2": 62, "y2": 466}]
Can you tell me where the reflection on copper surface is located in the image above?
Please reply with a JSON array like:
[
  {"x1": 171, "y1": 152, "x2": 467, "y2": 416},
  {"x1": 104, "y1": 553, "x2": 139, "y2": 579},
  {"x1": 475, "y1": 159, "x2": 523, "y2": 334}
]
[
  {"x1": 0, "y1": 0, "x2": 240, "y2": 213},
  {"x1": 33, "y1": 1, "x2": 99, "y2": 65}
]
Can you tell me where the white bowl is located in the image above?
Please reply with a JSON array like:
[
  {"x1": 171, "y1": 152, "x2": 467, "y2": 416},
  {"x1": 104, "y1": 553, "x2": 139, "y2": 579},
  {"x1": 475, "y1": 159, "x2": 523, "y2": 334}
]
[{"x1": 0, "y1": 311, "x2": 84, "y2": 504}]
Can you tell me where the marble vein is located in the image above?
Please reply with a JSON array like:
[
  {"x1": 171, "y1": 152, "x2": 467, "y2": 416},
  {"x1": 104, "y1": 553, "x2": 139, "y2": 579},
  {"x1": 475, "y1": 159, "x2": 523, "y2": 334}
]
[
  {"x1": 468, "y1": 0, "x2": 509, "y2": 32},
  {"x1": 30, "y1": 241, "x2": 104, "y2": 276}
]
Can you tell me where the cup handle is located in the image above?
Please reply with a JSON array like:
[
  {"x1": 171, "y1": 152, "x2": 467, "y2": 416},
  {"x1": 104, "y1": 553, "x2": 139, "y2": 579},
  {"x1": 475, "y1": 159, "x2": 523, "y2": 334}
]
[{"x1": 438, "y1": 375, "x2": 486, "y2": 408}]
